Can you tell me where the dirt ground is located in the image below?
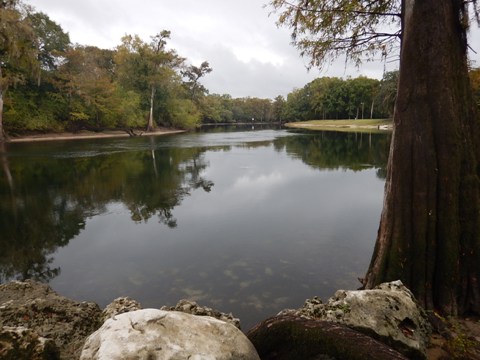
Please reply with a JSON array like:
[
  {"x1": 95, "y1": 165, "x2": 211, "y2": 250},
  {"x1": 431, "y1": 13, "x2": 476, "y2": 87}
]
[{"x1": 427, "y1": 316, "x2": 480, "y2": 359}]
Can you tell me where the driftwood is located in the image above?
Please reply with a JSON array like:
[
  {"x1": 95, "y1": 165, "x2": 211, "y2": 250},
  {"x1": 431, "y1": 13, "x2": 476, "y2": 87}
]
[
  {"x1": 124, "y1": 128, "x2": 143, "y2": 137},
  {"x1": 247, "y1": 315, "x2": 409, "y2": 360}
]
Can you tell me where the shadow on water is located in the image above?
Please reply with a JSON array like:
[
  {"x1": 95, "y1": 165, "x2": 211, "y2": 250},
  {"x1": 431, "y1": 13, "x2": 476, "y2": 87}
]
[{"x1": 0, "y1": 128, "x2": 391, "y2": 329}]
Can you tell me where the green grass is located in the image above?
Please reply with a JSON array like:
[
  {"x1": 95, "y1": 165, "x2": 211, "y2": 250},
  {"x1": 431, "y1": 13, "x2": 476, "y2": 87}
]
[{"x1": 285, "y1": 119, "x2": 393, "y2": 133}]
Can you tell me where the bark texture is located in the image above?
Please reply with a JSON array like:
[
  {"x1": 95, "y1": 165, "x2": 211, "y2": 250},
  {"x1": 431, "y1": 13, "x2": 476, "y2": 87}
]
[
  {"x1": 0, "y1": 93, "x2": 4, "y2": 142},
  {"x1": 364, "y1": 0, "x2": 480, "y2": 316},
  {"x1": 0, "y1": 65, "x2": 5, "y2": 142}
]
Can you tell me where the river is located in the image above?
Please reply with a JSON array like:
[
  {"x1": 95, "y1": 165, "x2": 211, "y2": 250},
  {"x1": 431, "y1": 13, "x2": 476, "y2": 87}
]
[{"x1": 0, "y1": 125, "x2": 390, "y2": 331}]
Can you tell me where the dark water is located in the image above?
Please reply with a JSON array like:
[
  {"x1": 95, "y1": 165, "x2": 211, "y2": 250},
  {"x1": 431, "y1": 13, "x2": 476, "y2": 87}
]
[{"x1": 0, "y1": 127, "x2": 390, "y2": 330}]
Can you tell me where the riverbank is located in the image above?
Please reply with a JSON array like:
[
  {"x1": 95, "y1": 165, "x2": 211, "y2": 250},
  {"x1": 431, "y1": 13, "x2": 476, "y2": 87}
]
[
  {"x1": 6, "y1": 128, "x2": 185, "y2": 143},
  {"x1": 285, "y1": 119, "x2": 393, "y2": 133}
]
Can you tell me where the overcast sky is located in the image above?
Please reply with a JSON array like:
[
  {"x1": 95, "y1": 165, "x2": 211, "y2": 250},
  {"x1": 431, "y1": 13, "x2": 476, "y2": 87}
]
[{"x1": 26, "y1": 0, "x2": 480, "y2": 99}]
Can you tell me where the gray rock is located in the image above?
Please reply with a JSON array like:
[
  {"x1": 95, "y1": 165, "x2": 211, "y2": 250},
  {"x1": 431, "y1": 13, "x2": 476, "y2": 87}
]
[
  {"x1": 161, "y1": 299, "x2": 241, "y2": 329},
  {"x1": 0, "y1": 280, "x2": 102, "y2": 360},
  {"x1": 0, "y1": 326, "x2": 60, "y2": 359},
  {"x1": 80, "y1": 309, "x2": 260, "y2": 360},
  {"x1": 279, "y1": 280, "x2": 431, "y2": 359},
  {"x1": 101, "y1": 296, "x2": 142, "y2": 322}
]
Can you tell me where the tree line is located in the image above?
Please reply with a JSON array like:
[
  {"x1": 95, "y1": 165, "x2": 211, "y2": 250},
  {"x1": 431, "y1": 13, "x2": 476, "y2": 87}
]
[
  {"x1": 0, "y1": 0, "x2": 397, "y2": 137},
  {"x1": 1, "y1": 0, "x2": 479, "y2": 141},
  {"x1": 200, "y1": 72, "x2": 398, "y2": 124},
  {"x1": 1, "y1": 0, "x2": 217, "y2": 138},
  {"x1": 0, "y1": 0, "x2": 400, "y2": 139}
]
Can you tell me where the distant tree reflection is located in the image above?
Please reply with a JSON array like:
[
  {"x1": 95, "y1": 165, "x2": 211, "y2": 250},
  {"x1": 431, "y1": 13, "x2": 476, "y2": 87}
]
[
  {"x1": 0, "y1": 142, "x2": 214, "y2": 281},
  {"x1": 0, "y1": 130, "x2": 391, "y2": 283},
  {"x1": 275, "y1": 131, "x2": 391, "y2": 177}
]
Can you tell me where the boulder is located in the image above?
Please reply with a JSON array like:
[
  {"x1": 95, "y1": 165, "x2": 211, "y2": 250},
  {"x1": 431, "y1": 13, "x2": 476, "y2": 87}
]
[
  {"x1": 279, "y1": 280, "x2": 431, "y2": 359},
  {"x1": 161, "y1": 299, "x2": 241, "y2": 329},
  {"x1": 0, "y1": 326, "x2": 59, "y2": 360},
  {"x1": 101, "y1": 296, "x2": 142, "y2": 322},
  {"x1": 247, "y1": 314, "x2": 409, "y2": 360},
  {"x1": 80, "y1": 309, "x2": 260, "y2": 360},
  {"x1": 0, "y1": 280, "x2": 102, "y2": 360}
]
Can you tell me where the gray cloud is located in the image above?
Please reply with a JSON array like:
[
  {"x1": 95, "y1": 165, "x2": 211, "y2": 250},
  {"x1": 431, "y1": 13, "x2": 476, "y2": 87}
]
[{"x1": 26, "y1": 0, "x2": 480, "y2": 98}]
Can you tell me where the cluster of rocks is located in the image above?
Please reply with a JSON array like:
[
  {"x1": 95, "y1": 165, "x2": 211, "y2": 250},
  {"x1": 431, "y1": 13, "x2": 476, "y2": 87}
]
[
  {"x1": 274, "y1": 280, "x2": 431, "y2": 359},
  {"x1": 0, "y1": 326, "x2": 59, "y2": 359},
  {"x1": 0, "y1": 280, "x2": 101, "y2": 359},
  {"x1": 100, "y1": 296, "x2": 142, "y2": 322},
  {"x1": 0, "y1": 279, "x2": 433, "y2": 359},
  {"x1": 161, "y1": 298, "x2": 241, "y2": 329}
]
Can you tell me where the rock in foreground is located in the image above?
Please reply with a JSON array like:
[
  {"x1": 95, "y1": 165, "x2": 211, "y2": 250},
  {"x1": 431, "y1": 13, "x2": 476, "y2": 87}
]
[
  {"x1": 279, "y1": 280, "x2": 431, "y2": 359},
  {"x1": 247, "y1": 315, "x2": 409, "y2": 360},
  {"x1": 0, "y1": 280, "x2": 101, "y2": 359},
  {"x1": 80, "y1": 309, "x2": 260, "y2": 360},
  {"x1": 161, "y1": 299, "x2": 241, "y2": 329},
  {"x1": 101, "y1": 296, "x2": 142, "y2": 322},
  {"x1": 0, "y1": 326, "x2": 59, "y2": 359}
]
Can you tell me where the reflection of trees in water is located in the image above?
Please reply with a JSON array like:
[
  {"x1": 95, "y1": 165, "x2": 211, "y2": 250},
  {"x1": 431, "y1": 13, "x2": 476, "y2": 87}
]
[
  {"x1": 122, "y1": 146, "x2": 213, "y2": 227},
  {"x1": 0, "y1": 131, "x2": 389, "y2": 283},
  {"x1": 0, "y1": 175, "x2": 85, "y2": 283},
  {"x1": 0, "y1": 143, "x2": 214, "y2": 283},
  {"x1": 275, "y1": 131, "x2": 391, "y2": 178},
  {"x1": 197, "y1": 124, "x2": 283, "y2": 133}
]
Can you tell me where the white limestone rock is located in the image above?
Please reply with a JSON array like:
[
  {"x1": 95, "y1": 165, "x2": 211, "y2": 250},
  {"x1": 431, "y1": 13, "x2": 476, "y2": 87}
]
[{"x1": 80, "y1": 309, "x2": 260, "y2": 360}]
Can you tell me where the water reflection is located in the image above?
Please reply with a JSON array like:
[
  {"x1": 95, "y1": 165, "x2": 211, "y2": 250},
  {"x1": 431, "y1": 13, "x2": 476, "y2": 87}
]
[
  {"x1": 0, "y1": 139, "x2": 214, "y2": 282},
  {"x1": 0, "y1": 128, "x2": 390, "y2": 330},
  {"x1": 274, "y1": 130, "x2": 390, "y2": 178}
]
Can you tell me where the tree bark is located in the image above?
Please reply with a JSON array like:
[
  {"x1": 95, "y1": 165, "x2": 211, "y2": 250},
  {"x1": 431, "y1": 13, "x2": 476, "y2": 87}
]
[
  {"x1": 0, "y1": 91, "x2": 4, "y2": 143},
  {"x1": 0, "y1": 65, "x2": 5, "y2": 142},
  {"x1": 364, "y1": 0, "x2": 480, "y2": 316}
]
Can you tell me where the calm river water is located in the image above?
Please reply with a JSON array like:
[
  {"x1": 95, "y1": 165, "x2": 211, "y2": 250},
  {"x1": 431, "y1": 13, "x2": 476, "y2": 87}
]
[{"x1": 0, "y1": 126, "x2": 390, "y2": 330}]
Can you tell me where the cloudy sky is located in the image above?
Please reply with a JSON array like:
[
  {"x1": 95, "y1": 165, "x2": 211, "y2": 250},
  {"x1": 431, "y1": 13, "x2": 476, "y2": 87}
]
[{"x1": 26, "y1": 0, "x2": 480, "y2": 99}]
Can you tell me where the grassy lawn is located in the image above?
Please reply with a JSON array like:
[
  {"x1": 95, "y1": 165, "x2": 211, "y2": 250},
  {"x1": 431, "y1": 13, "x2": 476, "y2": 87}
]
[{"x1": 285, "y1": 119, "x2": 393, "y2": 133}]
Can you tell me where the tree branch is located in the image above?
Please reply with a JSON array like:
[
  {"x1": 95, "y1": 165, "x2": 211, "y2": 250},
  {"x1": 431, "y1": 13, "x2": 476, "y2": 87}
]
[{"x1": 280, "y1": 0, "x2": 402, "y2": 18}]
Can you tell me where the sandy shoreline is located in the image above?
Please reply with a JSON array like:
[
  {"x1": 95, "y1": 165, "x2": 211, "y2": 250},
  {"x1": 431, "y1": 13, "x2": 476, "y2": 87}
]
[
  {"x1": 285, "y1": 123, "x2": 393, "y2": 132},
  {"x1": 7, "y1": 128, "x2": 186, "y2": 143}
]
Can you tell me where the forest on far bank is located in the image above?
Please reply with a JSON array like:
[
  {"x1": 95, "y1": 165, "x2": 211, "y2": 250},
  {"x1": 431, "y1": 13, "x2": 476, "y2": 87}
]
[{"x1": 2, "y1": 1, "x2": 480, "y2": 136}]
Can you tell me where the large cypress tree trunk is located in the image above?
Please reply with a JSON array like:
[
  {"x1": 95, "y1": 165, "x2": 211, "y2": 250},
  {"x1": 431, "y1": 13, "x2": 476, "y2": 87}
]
[
  {"x1": 364, "y1": 0, "x2": 480, "y2": 316},
  {"x1": 0, "y1": 66, "x2": 5, "y2": 142},
  {"x1": 0, "y1": 92, "x2": 4, "y2": 142}
]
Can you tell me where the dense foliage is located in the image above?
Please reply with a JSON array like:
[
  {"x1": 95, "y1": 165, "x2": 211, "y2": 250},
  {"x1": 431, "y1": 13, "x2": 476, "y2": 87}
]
[
  {"x1": 1, "y1": 0, "x2": 478, "y2": 137},
  {"x1": 1, "y1": 1, "x2": 209, "y2": 135}
]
